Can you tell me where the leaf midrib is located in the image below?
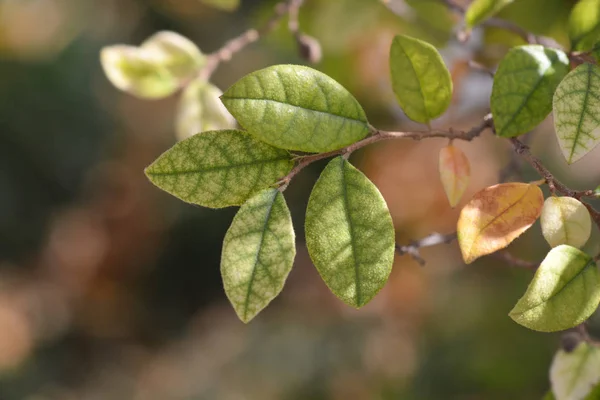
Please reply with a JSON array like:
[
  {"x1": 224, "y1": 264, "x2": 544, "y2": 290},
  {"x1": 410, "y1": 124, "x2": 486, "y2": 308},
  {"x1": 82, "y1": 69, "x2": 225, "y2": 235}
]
[
  {"x1": 147, "y1": 156, "x2": 291, "y2": 176},
  {"x1": 393, "y1": 39, "x2": 430, "y2": 121},
  {"x1": 569, "y1": 64, "x2": 593, "y2": 162}
]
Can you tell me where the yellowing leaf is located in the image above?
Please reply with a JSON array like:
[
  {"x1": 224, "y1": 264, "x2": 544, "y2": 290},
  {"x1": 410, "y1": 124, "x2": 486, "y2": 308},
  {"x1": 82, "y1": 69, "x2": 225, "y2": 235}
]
[
  {"x1": 457, "y1": 182, "x2": 544, "y2": 264},
  {"x1": 541, "y1": 197, "x2": 592, "y2": 249},
  {"x1": 510, "y1": 245, "x2": 600, "y2": 332},
  {"x1": 550, "y1": 342, "x2": 600, "y2": 400},
  {"x1": 439, "y1": 144, "x2": 471, "y2": 207}
]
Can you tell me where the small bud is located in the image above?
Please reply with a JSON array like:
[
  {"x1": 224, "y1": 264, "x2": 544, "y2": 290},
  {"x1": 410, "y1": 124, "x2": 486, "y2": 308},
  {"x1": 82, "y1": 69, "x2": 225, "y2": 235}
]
[
  {"x1": 296, "y1": 34, "x2": 322, "y2": 64},
  {"x1": 560, "y1": 331, "x2": 582, "y2": 353}
]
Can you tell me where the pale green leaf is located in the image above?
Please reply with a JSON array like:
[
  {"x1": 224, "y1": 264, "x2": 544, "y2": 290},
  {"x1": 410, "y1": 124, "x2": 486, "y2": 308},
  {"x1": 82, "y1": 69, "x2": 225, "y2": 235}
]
[
  {"x1": 221, "y1": 65, "x2": 370, "y2": 153},
  {"x1": 141, "y1": 31, "x2": 206, "y2": 80},
  {"x1": 200, "y1": 0, "x2": 240, "y2": 11},
  {"x1": 145, "y1": 129, "x2": 293, "y2": 208},
  {"x1": 553, "y1": 63, "x2": 600, "y2": 164},
  {"x1": 509, "y1": 245, "x2": 600, "y2": 332},
  {"x1": 541, "y1": 197, "x2": 592, "y2": 249},
  {"x1": 100, "y1": 45, "x2": 179, "y2": 99},
  {"x1": 305, "y1": 156, "x2": 395, "y2": 308},
  {"x1": 221, "y1": 189, "x2": 295, "y2": 323},
  {"x1": 550, "y1": 342, "x2": 600, "y2": 400},
  {"x1": 491, "y1": 45, "x2": 569, "y2": 137},
  {"x1": 389, "y1": 34, "x2": 453, "y2": 124},
  {"x1": 465, "y1": 0, "x2": 514, "y2": 28},
  {"x1": 569, "y1": 0, "x2": 600, "y2": 51},
  {"x1": 176, "y1": 79, "x2": 236, "y2": 141}
]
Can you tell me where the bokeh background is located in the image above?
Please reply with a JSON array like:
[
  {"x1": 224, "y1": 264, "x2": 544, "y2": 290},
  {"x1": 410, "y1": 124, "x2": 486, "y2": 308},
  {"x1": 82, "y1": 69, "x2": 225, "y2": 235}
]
[{"x1": 1, "y1": 0, "x2": 599, "y2": 399}]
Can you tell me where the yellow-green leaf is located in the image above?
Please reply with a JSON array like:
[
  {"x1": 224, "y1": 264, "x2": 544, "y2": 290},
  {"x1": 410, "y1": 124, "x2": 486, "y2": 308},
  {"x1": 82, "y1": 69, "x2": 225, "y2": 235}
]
[
  {"x1": 553, "y1": 63, "x2": 600, "y2": 164},
  {"x1": 176, "y1": 79, "x2": 236, "y2": 140},
  {"x1": 221, "y1": 65, "x2": 370, "y2": 153},
  {"x1": 569, "y1": 0, "x2": 600, "y2": 51},
  {"x1": 491, "y1": 45, "x2": 570, "y2": 137},
  {"x1": 457, "y1": 182, "x2": 544, "y2": 264},
  {"x1": 465, "y1": 0, "x2": 515, "y2": 28},
  {"x1": 550, "y1": 342, "x2": 600, "y2": 400},
  {"x1": 305, "y1": 157, "x2": 395, "y2": 308},
  {"x1": 221, "y1": 189, "x2": 295, "y2": 323},
  {"x1": 510, "y1": 245, "x2": 600, "y2": 332},
  {"x1": 200, "y1": 0, "x2": 240, "y2": 11},
  {"x1": 389, "y1": 34, "x2": 453, "y2": 124},
  {"x1": 439, "y1": 144, "x2": 471, "y2": 208},
  {"x1": 141, "y1": 31, "x2": 206, "y2": 80},
  {"x1": 541, "y1": 197, "x2": 592, "y2": 249},
  {"x1": 145, "y1": 130, "x2": 293, "y2": 208}
]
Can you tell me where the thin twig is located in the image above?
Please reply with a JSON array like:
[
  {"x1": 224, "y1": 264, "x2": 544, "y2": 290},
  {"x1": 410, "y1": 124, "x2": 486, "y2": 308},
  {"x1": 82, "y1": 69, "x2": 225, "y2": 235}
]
[
  {"x1": 396, "y1": 232, "x2": 457, "y2": 265},
  {"x1": 492, "y1": 251, "x2": 538, "y2": 269}
]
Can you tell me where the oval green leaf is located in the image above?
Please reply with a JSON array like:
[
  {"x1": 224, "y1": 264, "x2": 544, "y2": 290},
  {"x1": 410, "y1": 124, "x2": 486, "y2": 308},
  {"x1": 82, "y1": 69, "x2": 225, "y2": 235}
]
[
  {"x1": 541, "y1": 196, "x2": 592, "y2": 249},
  {"x1": 389, "y1": 34, "x2": 453, "y2": 124},
  {"x1": 305, "y1": 156, "x2": 395, "y2": 308},
  {"x1": 465, "y1": 0, "x2": 514, "y2": 28},
  {"x1": 553, "y1": 63, "x2": 600, "y2": 164},
  {"x1": 141, "y1": 31, "x2": 206, "y2": 80},
  {"x1": 176, "y1": 79, "x2": 236, "y2": 140},
  {"x1": 221, "y1": 65, "x2": 370, "y2": 153},
  {"x1": 221, "y1": 189, "x2": 295, "y2": 323},
  {"x1": 491, "y1": 45, "x2": 569, "y2": 138},
  {"x1": 145, "y1": 129, "x2": 293, "y2": 208},
  {"x1": 509, "y1": 245, "x2": 600, "y2": 332},
  {"x1": 569, "y1": 0, "x2": 600, "y2": 51},
  {"x1": 550, "y1": 342, "x2": 600, "y2": 400}
]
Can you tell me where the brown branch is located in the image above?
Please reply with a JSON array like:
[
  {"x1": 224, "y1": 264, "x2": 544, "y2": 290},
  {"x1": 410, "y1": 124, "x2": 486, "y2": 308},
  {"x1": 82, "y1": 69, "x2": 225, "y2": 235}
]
[
  {"x1": 396, "y1": 232, "x2": 457, "y2": 265},
  {"x1": 492, "y1": 251, "x2": 538, "y2": 270}
]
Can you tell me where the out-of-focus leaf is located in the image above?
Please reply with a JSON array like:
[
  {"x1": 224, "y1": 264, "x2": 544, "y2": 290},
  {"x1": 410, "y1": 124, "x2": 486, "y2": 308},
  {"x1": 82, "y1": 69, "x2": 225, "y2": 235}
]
[
  {"x1": 389, "y1": 34, "x2": 452, "y2": 124},
  {"x1": 100, "y1": 45, "x2": 179, "y2": 99},
  {"x1": 550, "y1": 342, "x2": 600, "y2": 399},
  {"x1": 439, "y1": 144, "x2": 470, "y2": 208},
  {"x1": 176, "y1": 79, "x2": 236, "y2": 140},
  {"x1": 499, "y1": 0, "x2": 570, "y2": 42},
  {"x1": 541, "y1": 197, "x2": 591, "y2": 249},
  {"x1": 510, "y1": 245, "x2": 600, "y2": 332},
  {"x1": 141, "y1": 31, "x2": 206, "y2": 80},
  {"x1": 569, "y1": 0, "x2": 600, "y2": 51},
  {"x1": 305, "y1": 157, "x2": 395, "y2": 308},
  {"x1": 221, "y1": 65, "x2": 370, "y2": 153},
  {"x1": 491, "y1": 45, "x2": 569, "y2": 137},
  {"x1": 553, "y1": 63, "x2": 600, "y2": 164},
  {"x1": 543, "y1": 390, "x2": 556, "y2": 400},
  {"x1": 221, "y1": 189, "x2": 295, "y2": 323},
  {"x1": 200, "y1": 0, "x2": 240, "y2": 11},
  {"x1": 465, "y1": 0, "x2": 514, "y2": 28},
  {"x1": 457, "y1": 182, "x2": 544, "y2": 264},
  {"x1": 145, "y1": 130, "x2": 293, "y2": 208}
]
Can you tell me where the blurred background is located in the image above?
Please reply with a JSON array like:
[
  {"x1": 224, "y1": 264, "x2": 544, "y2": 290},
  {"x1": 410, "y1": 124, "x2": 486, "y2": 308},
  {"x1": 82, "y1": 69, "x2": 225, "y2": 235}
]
[{"x1": 0, "y1": 0, "x2": 599, "y2": 398}]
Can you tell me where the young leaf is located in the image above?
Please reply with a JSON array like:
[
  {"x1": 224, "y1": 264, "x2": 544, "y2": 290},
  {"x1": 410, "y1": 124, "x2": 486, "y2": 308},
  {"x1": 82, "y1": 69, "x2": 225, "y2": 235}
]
[
  {"x1": 439, "y1": 144, "x2": 471, "y2": 207},
  {"x1": 553, "y1": 63, "x2": 600, "y2": 164},
  {"x1": 541, "y1": 197, "x2": 592, "y2": 249},
  {"x1": 145, "y1": 130, "x2": 293, "y2": 208},
  {"x1": 221, "y1": 189, "x2": 295, "y2": 323},
  {"x1": 200, "y1": 0, "x2": 240, "y2": 11},
  {"x1": 465, "y1": 0, "x2": 514, "y2": 28},
  {"x1": 510, "y1": 245, "x2": 600, "y2": 332},
  {"x1": 176, "y1": 79, "x2": 236, "y2": 140},
  {"x1": 491, "y1": 45, "x2": 569, "y2": 138},
  {"x1": 389, "y1": 34, "x2": 453, "y2": 124},
  {"x1": 220, "y1": 65, "x2": 370, "y2": 153},
  {"x1": 141, "y1": 31, "x2": 206, "y2": 80},
  {"x1": 100, "y1": 45, "x2": 179, "y2": 99},
  {"x1": 305, "y1": 157, "x2": 395, "y2": 308},
  {"x1": 457, "y1": 182, "x2": 544, "y2": 264},
  {"x1": 569, "y1": 0, "x2": 600, "y2": 51},
  {"x1": 550, "y1": 342, "x2": 600, "y2": 400}
]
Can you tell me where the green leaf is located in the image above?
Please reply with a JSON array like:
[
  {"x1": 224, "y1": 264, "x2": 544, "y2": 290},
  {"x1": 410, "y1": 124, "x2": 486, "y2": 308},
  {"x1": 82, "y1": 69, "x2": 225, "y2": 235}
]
[
  {"x1": 200, "y1": 0, "x2": 240, "y2": 11},
  {"x1": 145, "y1": 129, "x2": 293, "y2": 208},
  {"x1": 176, "y1": 79, "x2": 236, "y2": 140},
  {"x1": 491, "y1": 45, "x2": 569, "y2": 138},
  {"x1": 100, "y1": 45, "x2": 179, "y2": 99},
  {"x1": 550, "y1": 342, "x2": 600, "y2": 400},
  {"x1": 221, "y1": 189, "x2": 295, "y2": 323},
  {"x1": 465, "y1": 0, "x2": 515, "y2": 28},
  {"x1": 509, "y1": 245, "x2": 600, "y2": 332},
  {"x1": 389, "y1": 34, "x2": 453, "y2": 124},
  {"x1": 221, "y1": 65, "x2": 370, "y2": 153},
  {"x1": 305, "y1": 156, "x2": 395, "y2": 308},
  {"x1": 541, "y1": 197, "x2": 592, "y2": 249},
  {"x1": 553, "y1": 63, "x2": 600, "y2": 164},
  {"x1": 569, "y1": 0, "x2": 600, "y2": 51},
  {"x1": 140, "y1": 31, "x2": 206, "y2": 80},
  {"x1": 585, "y1": 383, "x2": 600, "y2": 400}
]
